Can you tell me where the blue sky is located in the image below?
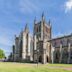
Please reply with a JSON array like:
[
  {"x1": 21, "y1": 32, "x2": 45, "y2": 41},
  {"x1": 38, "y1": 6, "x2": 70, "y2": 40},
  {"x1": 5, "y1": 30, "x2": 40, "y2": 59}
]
[{"x1": 0, "y1": 0, "x2": 72, "y2": 57}]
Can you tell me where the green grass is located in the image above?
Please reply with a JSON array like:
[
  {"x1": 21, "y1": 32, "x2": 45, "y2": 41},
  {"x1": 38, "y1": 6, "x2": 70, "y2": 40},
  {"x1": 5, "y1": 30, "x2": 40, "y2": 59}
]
[{"x1": 0, "y1": 62, "x2": 72, "y2": 72}]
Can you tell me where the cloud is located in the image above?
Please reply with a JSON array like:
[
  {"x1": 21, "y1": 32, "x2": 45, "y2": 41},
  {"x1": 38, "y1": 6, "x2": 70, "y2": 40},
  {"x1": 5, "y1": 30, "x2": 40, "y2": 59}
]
[
  {"x1": 19, "y1": 0, "x2": 39, "y2": 14},
  {"x1": 64, "y1": 0, "x2": 72, "y2": 13}
]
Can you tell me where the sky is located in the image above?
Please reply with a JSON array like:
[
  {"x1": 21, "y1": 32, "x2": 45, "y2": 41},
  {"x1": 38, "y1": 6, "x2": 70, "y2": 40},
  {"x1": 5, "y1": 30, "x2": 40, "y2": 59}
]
[{"x1": 0, "y1": 0, "x2": 72, "y2": 57}]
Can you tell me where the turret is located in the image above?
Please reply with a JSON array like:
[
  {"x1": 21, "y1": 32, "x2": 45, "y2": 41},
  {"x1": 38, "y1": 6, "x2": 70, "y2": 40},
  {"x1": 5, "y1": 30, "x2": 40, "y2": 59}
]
[
  {"x1": 48, "y1": 19, "x2": 51, "y2": 27},
  {"x1": 24, "y1": 23, "x2": 29, "y2": 33},
  {"x1": 34, "y1": 17, "x2": 37, "y2": 24},
  {"x1": 42, "y1": 12, "x2": 45, "y2": 23}
]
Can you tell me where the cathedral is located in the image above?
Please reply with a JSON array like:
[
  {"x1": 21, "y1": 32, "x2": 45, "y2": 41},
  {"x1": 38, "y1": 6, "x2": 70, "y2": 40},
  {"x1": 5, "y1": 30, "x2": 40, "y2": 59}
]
[
  {"x1": 33, "y1": 13, "x2": 51, "y2": 64},
  {"x1": 11, "y1": 24, "x2": 33, "y2": 62},
  {"x1": 10, "y1": 13, "x2": 72, "y2": 64}
]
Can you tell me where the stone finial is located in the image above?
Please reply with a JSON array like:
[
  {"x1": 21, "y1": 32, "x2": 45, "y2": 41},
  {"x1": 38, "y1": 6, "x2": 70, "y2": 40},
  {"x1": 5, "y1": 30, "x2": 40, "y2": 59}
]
[
  {"x1": 34, "y1": 17, "x2": 36, "y2": 24},
  {"x1": 25, "y1": 23, "x2": 28, "y2": 30},
  {"x1": 48, "y1": 19, "x2": 51, "y2": 26},
  {"x1": 15, "y1": 35, "x2": 16, "y2": 38},
  {"x1": 24, "y1": 23, "x2": 29, "y2": 33},
  {"x1": 42, "y1": 12, "x2": 45, "y2": 21}
]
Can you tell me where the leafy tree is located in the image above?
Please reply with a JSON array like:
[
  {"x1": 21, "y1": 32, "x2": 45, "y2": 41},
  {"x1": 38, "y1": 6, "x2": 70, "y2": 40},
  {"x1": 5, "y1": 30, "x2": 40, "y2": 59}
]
[{"x1": 0, "y1": 49, "x2": 5, "y2": 59}]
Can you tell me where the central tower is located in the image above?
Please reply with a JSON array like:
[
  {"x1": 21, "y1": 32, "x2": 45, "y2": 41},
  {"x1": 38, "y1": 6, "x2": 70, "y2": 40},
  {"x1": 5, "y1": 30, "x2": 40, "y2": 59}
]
[{"x1": 33, "y1": 13, "x2": 52, "y2": 64}]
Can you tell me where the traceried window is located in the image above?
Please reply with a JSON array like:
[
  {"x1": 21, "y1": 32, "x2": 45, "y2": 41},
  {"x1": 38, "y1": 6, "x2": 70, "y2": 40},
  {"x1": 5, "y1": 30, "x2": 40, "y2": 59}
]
[
  {"x1": 45, "y1": 26, "x2": 50, "y2": 33},
  {"x1": 67, "y1": 39, "x2": 70, "y2": 44},
  {"x1": 60, "y1": 40, "x2": 63, "y2": 44},
  {"x1": 71, "y1": 51, "x2": 72, "y2": 59},
  {"x1": 55, "y1": 39, "x2": 60, "y2": 47},
  {"x1": 60, "y1": 39, "x2": 68, "y2": 47},
  {"x1": 35, "y1": 24, "x2": 41, "y2": 33},
  {"x1": 52, "y1": 41, "x2": 56, "y2": 47},
  {"x1": 68, "y1": 38, "x2": 72, "y2": 46},
  {"x1": 46, "y1": 26, "x2": 48, "y2": 33},
  {"x1": 39, "y1": 24, "x2": 41, "y2": 32},
  {"x1": 36, "y1": 27, "x2": 38, "y2": 32},
  {"x1": 44, "y1": 34, "x2": 48, "y2": 39}
]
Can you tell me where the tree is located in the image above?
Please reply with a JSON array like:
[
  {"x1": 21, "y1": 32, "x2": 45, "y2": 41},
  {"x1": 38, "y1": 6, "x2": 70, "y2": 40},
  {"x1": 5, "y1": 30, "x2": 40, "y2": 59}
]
[{"x1": 0, "y1": 49, "x2": 5, "y2": 59}]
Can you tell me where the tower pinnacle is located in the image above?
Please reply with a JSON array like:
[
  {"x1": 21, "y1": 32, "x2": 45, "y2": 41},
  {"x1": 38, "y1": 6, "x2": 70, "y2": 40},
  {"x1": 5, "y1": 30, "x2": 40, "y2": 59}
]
[
  {"x1": 24, "y1": 23, "x2": 29, "y2": 33},
  {"x1": 42, "y1": 12, "x2": 45, "y2": 20},
  {"x1": 34, "y1": 17, "x2": 36, "y2": 24},
  {"x1": 48, "y1": 19, "x2": 51, "y2": 27},
  {"x1": 42, "y1": 12, "x2": 45, "y2": 22}
]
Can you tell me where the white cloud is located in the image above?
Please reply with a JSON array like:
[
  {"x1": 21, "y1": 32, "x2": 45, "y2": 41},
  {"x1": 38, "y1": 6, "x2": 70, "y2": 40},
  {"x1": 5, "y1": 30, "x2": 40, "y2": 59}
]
[
  {"x1": 19, "y1": 0, "x2": 39, "y2": 14},
  {"x1": 64, "y1": 0, "x2": 72, "y2": 13}
]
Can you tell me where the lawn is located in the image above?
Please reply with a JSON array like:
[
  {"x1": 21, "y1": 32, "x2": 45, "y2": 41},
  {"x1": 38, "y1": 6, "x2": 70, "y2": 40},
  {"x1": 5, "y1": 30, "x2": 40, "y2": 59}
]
[{"x1": 0, "y1": 62, "x2": 72, "y2": 72}]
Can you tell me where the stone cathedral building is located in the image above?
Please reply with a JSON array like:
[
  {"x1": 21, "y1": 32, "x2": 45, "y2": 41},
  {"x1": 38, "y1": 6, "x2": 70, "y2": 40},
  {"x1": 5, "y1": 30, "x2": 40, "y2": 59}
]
[
  {"x1": 10, "y1": 13, "x2": 72, "y2": 64},
  {"x1": 50, "y1": 34, "x2": 72, "y2": 64},
  {"x1": 12, "y1": 24, "x2": 33, "y2": 62},
  {"x1": 33, "y1": 13, "x2": 51, "y2": 64}
]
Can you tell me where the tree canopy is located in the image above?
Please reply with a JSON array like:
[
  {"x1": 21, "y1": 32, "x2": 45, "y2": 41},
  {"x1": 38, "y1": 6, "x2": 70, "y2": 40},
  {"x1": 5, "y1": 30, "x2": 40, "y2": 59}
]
[{"x1": 0, "y1": 49, "x2": 5, "y2": 59}]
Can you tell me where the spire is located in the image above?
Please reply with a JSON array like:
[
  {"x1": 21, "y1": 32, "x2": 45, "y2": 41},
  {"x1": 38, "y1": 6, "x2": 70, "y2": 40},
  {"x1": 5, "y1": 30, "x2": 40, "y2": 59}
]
[
  {"x1": 34, "y1": 17, "x2": 36, "y2": 24},
  {"x1": 42, "y1": 12, "x2": 45, "y2": 21},
  {"x1": 21, "y1": 28, "x2": 23, "y2": 35},
  {"x1": 24, "y1": 23, "x2": 29, "y2": 33},
  {"x1": 48, "y1": 19, "x2": 51, "y2": 26},
  {"x1": 25, "y1": 23, "x2": 28, "y2": 30},
  {"x1": 15, "y1": 35, "x2": 16, "y2": 38},
  {"x1": 15, "y1": 35, "x2": 17, "y2": 39},
  {"x1": 49, "y1": 19, "x2": 50, "y2": 24}
]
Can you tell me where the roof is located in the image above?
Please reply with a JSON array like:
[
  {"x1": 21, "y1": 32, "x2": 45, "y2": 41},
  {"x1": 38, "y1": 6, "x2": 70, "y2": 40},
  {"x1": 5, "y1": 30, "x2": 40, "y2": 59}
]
[{"x1": 48, "y1": 34, "x2": 72, "y2": 42}]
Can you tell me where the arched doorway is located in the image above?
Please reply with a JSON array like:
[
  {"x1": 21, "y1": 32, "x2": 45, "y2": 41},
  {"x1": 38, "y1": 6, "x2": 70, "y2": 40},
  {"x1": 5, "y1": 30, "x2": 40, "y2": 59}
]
[
  {"x1": 47, "y1": 56, "x2": 48, "y2": 62},
  {"x1": 39, "y1": 56, "x2": 42, "y2": 63}
]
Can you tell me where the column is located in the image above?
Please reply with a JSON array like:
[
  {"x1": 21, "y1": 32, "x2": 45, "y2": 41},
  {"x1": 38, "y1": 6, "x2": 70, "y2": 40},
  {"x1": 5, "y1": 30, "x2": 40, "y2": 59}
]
[
  {"x1": 34, "y1": 35, "x2": 37, "y2": 62},
  {"x1": 59, "y1": 44, "x2": 62, "y2": 63},
  {"x1": 42, "y1": 49, "x2": 46, "y2": 64},
  {"x1": 51, "y1": 46, "x2": 55, "y2": 64},
  {"x1": 34, "y1": 35, "x2": 37, "y2": 50},
  {"x1": 67, "y1": 43, "x2": 71, "y2": 64}
]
